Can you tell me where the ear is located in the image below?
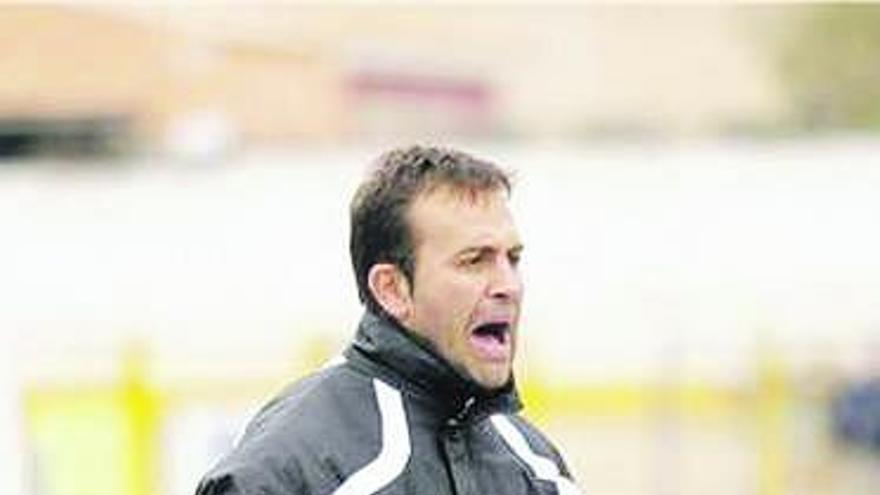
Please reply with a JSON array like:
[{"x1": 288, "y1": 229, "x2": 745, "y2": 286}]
[{"x1": 367, "y1": 263, "x2": 413, "y2": 322}]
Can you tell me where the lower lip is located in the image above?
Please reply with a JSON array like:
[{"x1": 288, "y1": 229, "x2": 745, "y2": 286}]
[{"x1": 469, "y1": 332, "x2": 510, "y2": 361}]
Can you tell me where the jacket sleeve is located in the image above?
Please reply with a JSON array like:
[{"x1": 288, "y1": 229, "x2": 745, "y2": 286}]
[
  {"x1": 195, "y1": 470, "x2": 292, "y2": 495},
  {"x1": 195, "y1": 474, "x2": 240, "y2": 495},
  {"x1": 194, "y1": 456, "x2": 317, "y2": 495}
]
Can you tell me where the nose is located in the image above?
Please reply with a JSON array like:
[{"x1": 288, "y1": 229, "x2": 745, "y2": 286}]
[{"x1": 488, "y1": 257, "x2": 523, "y2": 302}]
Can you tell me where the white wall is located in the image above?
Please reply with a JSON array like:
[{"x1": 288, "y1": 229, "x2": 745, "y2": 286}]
[{"x1": 2, "y1": 139, "x2": 879, "y2": 387}]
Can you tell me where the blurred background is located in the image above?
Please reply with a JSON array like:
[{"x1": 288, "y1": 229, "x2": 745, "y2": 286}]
[{"x1": 2, "y1": 3, "x2": 880, "y2": 495}]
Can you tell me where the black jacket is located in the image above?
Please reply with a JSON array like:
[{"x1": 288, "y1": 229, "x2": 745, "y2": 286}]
[{"x1": 196, "y1": 312, "x2": 583, "y2": 495}]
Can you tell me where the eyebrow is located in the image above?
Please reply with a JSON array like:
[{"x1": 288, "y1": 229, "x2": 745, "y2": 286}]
[{"x1": 456, "y1": 243, "x2": 524, "y2": 257}]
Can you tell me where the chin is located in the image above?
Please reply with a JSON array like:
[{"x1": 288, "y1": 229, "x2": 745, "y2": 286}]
[{"x1": 472, "y1": 369, "x2": 512, "y2": 391}]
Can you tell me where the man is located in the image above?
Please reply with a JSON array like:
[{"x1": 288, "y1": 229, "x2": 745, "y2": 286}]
[{"x1": 196, "y1": 146, "x2": 583, "y2": 495}]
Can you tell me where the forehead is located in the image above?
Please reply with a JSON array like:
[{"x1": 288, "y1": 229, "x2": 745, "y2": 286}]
[{"x1": 406, "y1": 186, "x2": 519, "y2": 250}]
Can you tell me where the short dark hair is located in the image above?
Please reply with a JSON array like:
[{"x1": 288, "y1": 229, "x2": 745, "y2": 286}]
[{"x1": 349, "y1": 145, "x2": 512, "y2": 315}]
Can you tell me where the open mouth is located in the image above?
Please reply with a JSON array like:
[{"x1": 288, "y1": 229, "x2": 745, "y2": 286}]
[
  {"x1": 471, "y1": 322, "x2": 510, "y2": 344},
  {"x1": 469, "y1": 321, "x2": 512, "y2": 361}
]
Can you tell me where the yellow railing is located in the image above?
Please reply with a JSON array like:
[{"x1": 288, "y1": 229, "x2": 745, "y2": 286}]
[{"x1": 23, "y1": 344, "x2": 791, "y2": 495}]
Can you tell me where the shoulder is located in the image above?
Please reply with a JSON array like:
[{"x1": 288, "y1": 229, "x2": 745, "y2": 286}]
[
  {"x1": 243, "y1": 362, "x2": 374, "y2": 442},
  {"x1": 197, "y1": 361, "x2": 389, "y2": 495}
]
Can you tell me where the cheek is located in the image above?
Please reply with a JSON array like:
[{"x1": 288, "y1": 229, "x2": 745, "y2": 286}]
[{"x1": 414, "y1": 275, "x2": 482, "y2": 326}]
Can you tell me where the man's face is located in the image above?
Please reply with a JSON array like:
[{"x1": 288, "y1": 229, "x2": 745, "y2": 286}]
[{"x1": 399, "y1": 186, "x2": 524, "y2": 390}]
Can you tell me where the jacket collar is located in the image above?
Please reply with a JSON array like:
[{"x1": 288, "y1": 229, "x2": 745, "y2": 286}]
[{"x1": 344, "y1": 311, "x2": 522, "y2": 423}]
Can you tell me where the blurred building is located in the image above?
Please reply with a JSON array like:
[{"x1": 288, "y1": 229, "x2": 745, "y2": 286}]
[
  {"x1": 0, "y1": 6, "x2": 340, "y2": 157},
  {"x1": 0, "y1": 5, "x2": 787, "y2": 157}
]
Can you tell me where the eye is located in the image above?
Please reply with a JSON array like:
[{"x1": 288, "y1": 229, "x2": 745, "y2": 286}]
[
  {"x1": 465, "y1": 252, "x2": 487, "y2": 266},
  {"x1": 508, "y1": 248, "x2": 523, "y2": 267},
  {"x1": 508, "y1": 253, "x2": 520, "y2": 267},
  {"x1": 459, "y1": 249, "x2": 490, "y2": 268}
]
